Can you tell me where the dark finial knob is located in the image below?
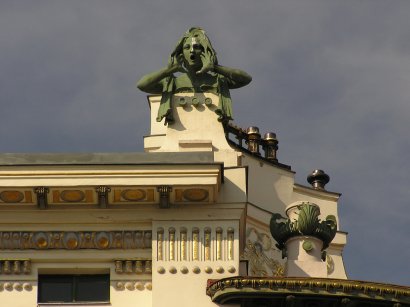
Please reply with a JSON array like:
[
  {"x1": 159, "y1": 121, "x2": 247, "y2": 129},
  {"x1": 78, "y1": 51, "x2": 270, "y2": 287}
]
[
  {"x1": 263, "y1": 132, "x2": 278, "y2": 161},
  {"x1": 307, "y1": 169, "x2": 330, "y2": 190},
  {"x1": 246, "y1": 126, "x2": 260, "y2": 135},
  {"x1": 246, "y1": 126, "x2": 261, "y2": 155}
]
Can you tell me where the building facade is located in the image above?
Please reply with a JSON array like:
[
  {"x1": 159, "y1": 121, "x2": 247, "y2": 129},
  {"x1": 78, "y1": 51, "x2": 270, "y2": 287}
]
[{"x1": 0, "y1": 92, "x2": 357, "y2": 306}]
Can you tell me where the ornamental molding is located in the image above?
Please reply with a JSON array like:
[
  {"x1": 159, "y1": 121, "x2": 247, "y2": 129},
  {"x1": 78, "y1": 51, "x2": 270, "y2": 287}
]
[
  {"x1": 0, "y1": 259, "x2": 31, "y2": 275},
  {"x1": 114, "y1": 259, "x2": 152, "y2": 274},
  {"x1": 156, "y1": 265, "x2": 236, "y2": 275},
  {"x1": 113, "y1": 280, "x2": 152, "y2": 291},
  {"x1": 241, "y1": 227, "x2": 284, "y2": 277},
  {"x1": 0, "y1": 230, "x2": 151, "y2": 250},
  {"x1": 0, "y1": 282, "x2": 33, "y2": 292},
  {"x1": 206, "y1": 277, "x2": 410, "y2": 304}
]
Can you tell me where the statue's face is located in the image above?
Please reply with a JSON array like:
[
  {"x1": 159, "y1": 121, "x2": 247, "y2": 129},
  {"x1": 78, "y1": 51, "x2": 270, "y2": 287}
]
[{"x1": 182, "y1": 36, "x2": 203, "y2": 68}]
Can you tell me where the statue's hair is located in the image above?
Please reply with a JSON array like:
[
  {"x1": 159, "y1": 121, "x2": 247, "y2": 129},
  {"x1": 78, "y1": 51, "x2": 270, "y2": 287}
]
[{"x1": 169, "y1": 27, "x2": 218, "y2": 67}]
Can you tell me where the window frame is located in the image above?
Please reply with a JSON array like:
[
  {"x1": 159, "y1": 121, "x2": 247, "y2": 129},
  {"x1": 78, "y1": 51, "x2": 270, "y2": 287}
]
[{"x1": 38, "y1": 274, "x2": 110, "y2": 304}]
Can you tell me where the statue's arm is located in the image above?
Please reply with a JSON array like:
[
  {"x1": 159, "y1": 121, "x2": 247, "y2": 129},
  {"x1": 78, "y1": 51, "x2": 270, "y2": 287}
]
[
  {"x1": 136, "y1": 66, "x2": 176, "y2": 94},
  {"x1": 213, "y1": 65, "x2": 252, "y2": 89}
]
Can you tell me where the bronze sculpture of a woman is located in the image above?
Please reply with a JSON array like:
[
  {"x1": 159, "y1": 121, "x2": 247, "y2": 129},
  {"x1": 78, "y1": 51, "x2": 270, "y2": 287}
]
[{"x1": 137, "y1": 27, "x2": 252, "y2": 124}]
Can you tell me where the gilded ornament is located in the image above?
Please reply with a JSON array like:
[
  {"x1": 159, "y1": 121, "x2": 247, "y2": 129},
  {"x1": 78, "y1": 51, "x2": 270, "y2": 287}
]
[
  {"x1": 182, "y1": 188, "x2": 208, "y2": 202},
  {"x1": 192, "y1": 228, "x2": 199, "y2": 260},
  {"x1": 0, "y1": 191, "x2": 24, "y2": 203},
  {"x1": 135, "y1": 260, "x2": 143, "y2": 274},
  {"x1": 64, "y1": 232, "x2": 79, "y2": 249},
  {"x1": 204, "y1": 228, "x2": 211, "y2": 261},
  {"x1": 180, "y1": 228, "x2": 187, "y2": 261},
  {"x1": 12, "y1": 261, "x2": 21, "y2": 274},
  {"x1": 23, "y1": 283, "x2": 32, "y2": 291},
  {"x1": 157, "y1": 266, "x2": 165, "y2": 274},
  {"x1": 115, "y1": 260, "x2": 123, "y2": 273},
  {"x1": 216, "y1": 266, "x2": 224, "y2": 274},
  {"x1": 169, "y1": 227, "x2": 176, "y2": 261},
  {"x1": 13, "y1": 283, "x2": 22, "y2": 291},
  {"x1": 115, "y1": 282, "x2": 125, "y2": 290},
  {"x1": 192, "y1": 266, "x2": 201, "y2": 274},
  {"x1": 125, "y1": 282, "x2": 134, "y2": 291},
  {"x1": 125, "y1": 260, "x2": 133, "y2": 273},
  {"x1": 135, "y1": 282, "x2": 144, "y2": 291},
  {"x1": 60, "y1": 190, "x2": 85, "y2": 202},
  {"x1": 169, "y1": 266, "x2": 177, "y2": 274},
  {"x1": 34, "y1": 233, "x2": 49, "y2": 249},
  {"x1": 242, "y1": 238, "x2": 284, "y2": 277},
  {"x1": 227, "y1": 228, "x2": 234, "y2": 261},
  {"x1": 145, "y1": 260, "x2": 152, "y2": 274},
  {"x1": 180, "y1": 266, "x2": 189, "y2": 274},
  {"x1": 205, "y1": 266, "x2": 213, "y2": 274},
  {"x1": 157, "y1": 229, "x2": 164, "y2": 261},
  {"x1": 145, "y1": 282, "x2": 152, "y2": 290},
  {"x1": 4, "y1": 282, "x2": 13, "y2": 291},
  {"x1": 121, "y1": 189, "x2": 146, "y2": 201},
  {"x1": 3, "y1": 260, "x2": 11, "y2": 274}
]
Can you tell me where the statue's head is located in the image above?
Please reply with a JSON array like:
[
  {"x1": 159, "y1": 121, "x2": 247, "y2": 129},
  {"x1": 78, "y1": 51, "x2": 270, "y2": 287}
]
[{"x1": 170, "y1": 27, "x2": 218, "y2": 71}]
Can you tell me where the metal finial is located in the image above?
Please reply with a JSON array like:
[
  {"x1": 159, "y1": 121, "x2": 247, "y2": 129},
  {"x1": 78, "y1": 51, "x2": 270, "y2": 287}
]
[{"x1": 307, "y1": 169, "x2": 330, "y2": 190}]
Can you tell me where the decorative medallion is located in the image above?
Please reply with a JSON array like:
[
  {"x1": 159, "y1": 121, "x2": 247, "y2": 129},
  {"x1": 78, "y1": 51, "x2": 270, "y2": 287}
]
[
  {"x1": 121, "y1": 189, "x2": 146, "y2": 201},
  {"x1": 112, "y1": 188, "x2": 155, "y2": 204},
  {"x1": 182, "y1": 188, "x2": 209, "y2": 202},
  {"x1": 50, "y1": 188, "x2": 95, "y2": 204},
  {"x1": 60, "y1": 190, "x2": 85, "y2": 202},
  {"x1": 95, "y1": 232, "x2": 110, "y2": 249},
  {"x1": 34, "y1": 232, "x2": 49, "y2": 249},
  {"x1": 0, "y1": 191, "x2": 24, "y2": 203},
  {"x1": 64, "y1": 232, "x2": 79, "y2": 249}
]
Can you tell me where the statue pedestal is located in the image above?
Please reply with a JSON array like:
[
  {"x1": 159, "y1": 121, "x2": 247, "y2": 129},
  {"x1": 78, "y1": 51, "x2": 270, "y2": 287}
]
[
  {"x1": 285, "y1": 236, "x2": 327, "y2": 278},
  {"x1": 144, "y1": 94, "x2": 240, "y2": 166}
]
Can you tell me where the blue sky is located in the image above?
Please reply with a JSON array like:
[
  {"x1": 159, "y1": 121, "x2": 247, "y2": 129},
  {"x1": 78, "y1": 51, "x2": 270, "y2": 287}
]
[{"x1": 1, "y1": 1, "x2": 409, "y2": 285}]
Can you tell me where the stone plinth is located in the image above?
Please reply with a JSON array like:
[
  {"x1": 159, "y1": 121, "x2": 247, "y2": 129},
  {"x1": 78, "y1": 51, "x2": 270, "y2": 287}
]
[
  {"x1": 144, "y1": 94, "x2": 240, "y2": 166},
  {"x1": 285, "y1": 236, "x2": 327, "y2": 277}
]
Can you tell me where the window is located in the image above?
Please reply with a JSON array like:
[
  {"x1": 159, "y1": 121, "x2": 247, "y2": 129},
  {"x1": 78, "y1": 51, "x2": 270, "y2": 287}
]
[{"x1": 38, "y1": 274, "x2": 110, "y2": 303}]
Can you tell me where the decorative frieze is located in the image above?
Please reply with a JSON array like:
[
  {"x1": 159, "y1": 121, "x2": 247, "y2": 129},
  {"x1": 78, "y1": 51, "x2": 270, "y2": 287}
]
[
  {"x1": 0, "y1": 186, "x2": 217, "y2": 207},
  {"x1": 0, "y1": 282, "x2": 33, "y2": 292},
  {"x1": 114, "y1": 260, "x2": 152, "y2": 274},
  {"x1": 113, "y1": 281, "x2": 152, "y2": 291},
  {"x1": 156, "y1": 265, "x2": 236, "y2": 275},
  {"x1": 0, "y1": 231, "x2": 151, "y2": 250},
  {"x1": 206, "y1": 277, "x2": 410, "y2": 305},
  {"x1": 0, "y1": 190, "x2": 34, "y2": 204},
  {"x1": 156, "y1": 226, "x2": 235, "y2": 262}
]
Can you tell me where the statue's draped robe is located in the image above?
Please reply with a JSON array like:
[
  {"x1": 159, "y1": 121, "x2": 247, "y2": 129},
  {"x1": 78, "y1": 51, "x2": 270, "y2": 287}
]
[{"x1": 157, "y1": 75, "x2": 234, "y2": 125}]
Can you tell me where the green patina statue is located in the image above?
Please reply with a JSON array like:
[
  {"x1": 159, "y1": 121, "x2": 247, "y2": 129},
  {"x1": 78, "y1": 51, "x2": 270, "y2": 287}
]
[{"x1": 137, "y1": 27, "x2": 252, "y2": 124}]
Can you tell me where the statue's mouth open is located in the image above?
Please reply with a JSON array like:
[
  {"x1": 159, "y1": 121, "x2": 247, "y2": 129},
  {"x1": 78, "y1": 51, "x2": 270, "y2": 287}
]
[{"x1": 190, "y1": 54, "x2": 196, "y2": 60}]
